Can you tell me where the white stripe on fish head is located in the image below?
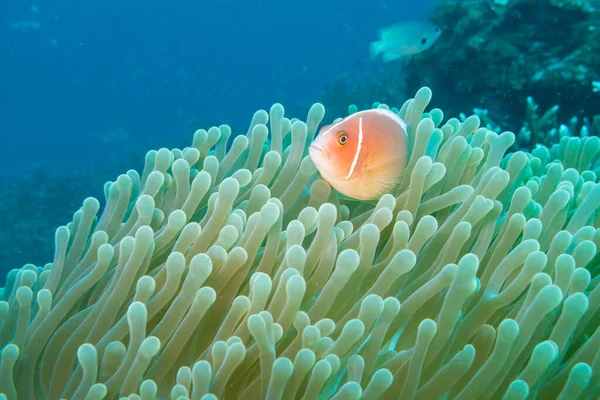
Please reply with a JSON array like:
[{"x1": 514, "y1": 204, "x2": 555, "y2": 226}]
[
  {"x1": 319, "y1": 116, "x2": 346, "y2": 138},
  {"x1": 321, "y1": 125, "x2": 335, "y2": 137},
  {"x1": 346, "y1": 116, "x2": 364, "y2": 180}
]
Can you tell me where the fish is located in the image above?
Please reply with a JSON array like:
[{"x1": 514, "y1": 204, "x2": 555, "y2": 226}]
[
  {"x1": 369, "y1": 20, "x2": 442, "y2": 62},
  {"x1": 308, "y1": 108, "x2": 409, "y2": 201}
]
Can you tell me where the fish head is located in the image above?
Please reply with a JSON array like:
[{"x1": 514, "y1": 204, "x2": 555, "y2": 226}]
[
  {"x1": 415, "y1": 22, "x2": 442, "y2": 54},
  {"x1": 424, "y1": 24, "x2": 442, "y2": 46},
  {"x1": 309, "y1": 116, "x2": 363, "y2": 183},
  {"x1": 375, "y1": 20, "x2": 443, "y2": 60}
]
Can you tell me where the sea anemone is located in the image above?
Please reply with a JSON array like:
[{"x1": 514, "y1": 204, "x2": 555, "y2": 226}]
[{"x1": 0, "y1": 87, "x2": 599, "y2": 399}]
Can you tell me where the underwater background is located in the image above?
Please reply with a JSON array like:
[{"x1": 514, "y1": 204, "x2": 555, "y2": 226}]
[
  {"x1": 2, "y1": 1, "x2": 600, "y2": 399},
  {"x1": 0, "y1": 0, "x2": 443, "y2": 276}
]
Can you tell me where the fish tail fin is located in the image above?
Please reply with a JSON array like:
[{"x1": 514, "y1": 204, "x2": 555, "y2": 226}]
[{"x1": 369, "y1": 41, "x2": 384, "y2": 59}]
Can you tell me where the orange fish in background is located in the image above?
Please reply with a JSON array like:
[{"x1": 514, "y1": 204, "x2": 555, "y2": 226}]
[{"x1": 308, "y1": 108, "x2": 409, "y2": 201}]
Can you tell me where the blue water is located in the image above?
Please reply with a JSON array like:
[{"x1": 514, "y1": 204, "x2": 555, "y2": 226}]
[
  {"x1": 0, "y1": 0, "x2": 438, "y2": 272},
  {"x1": 1, "y1": 0, "x2": 438, "y2": 168}
]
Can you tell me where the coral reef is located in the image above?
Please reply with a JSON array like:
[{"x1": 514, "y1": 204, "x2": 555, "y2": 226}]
[
  {"x1": 403, "y1": 0, "x2": 600, "y2": 129},
  {"x1": 1, "y1": 87, "x2": 600, "y2": 399},
  {"x1": 466, "y1": 95, "x2": 600, "y2": 151}
]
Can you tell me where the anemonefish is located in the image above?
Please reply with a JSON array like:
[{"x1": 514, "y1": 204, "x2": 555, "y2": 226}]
[{"x1": 308, "y1": 108, "x2": 409, "y2": 201}]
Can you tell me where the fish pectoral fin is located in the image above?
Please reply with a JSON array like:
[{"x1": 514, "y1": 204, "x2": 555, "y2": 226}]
[
  {"x1": 382, "y1": 52, "x2": 402, "y2": 62},
  {"x1": 366, "y1": 176, "x2": 400, "y2": 199},
  {"x1": 363, "y1": 161, "x2": 403, "y2": 198},
  {"x1": 370, "y1": 41, "x2": 385, "y2": 59}
]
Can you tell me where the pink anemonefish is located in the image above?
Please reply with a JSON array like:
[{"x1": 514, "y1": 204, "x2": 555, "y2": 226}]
[{"x1": 308, "y1": 108, "x2": 409, "y2": 201}]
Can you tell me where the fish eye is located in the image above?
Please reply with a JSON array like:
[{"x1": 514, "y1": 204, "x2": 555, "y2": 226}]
[
  {"x1": 337, "y1": 131, "x2": 348, "y2": 146},
  {"x1": 421, "y1": 38, "x2": 427, "y2": 45}
]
